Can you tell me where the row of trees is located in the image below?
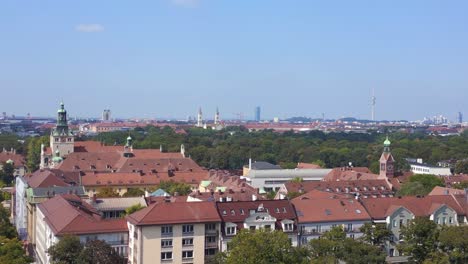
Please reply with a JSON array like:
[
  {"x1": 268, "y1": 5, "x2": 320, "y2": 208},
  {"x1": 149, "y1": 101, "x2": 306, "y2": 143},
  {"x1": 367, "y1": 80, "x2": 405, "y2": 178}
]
[
  {"x1": 48, "y1": 236, "x2": 126, "y2": 264},
  {"x1": 90, "y1": 126, "x2": 468, "y2": 172},
  {"x1": 0, "y1": 204, "x2": 32, "y2": 264},
  {"x1": 1, "y1": 128, "x2": 467, "y2": 174},
  {"x1": 213, "y1": 219, "x2": 467, "y2": 264}
]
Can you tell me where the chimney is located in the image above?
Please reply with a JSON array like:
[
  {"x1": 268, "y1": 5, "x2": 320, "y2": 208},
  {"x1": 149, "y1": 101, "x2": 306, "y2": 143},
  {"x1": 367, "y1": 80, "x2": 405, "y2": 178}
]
[
  {"x1": 417, "y1": 158, "x2": 423, "y2": 164},
  {"x1": 249, "y1": 158, "x2": 252, "y2": 170},
  {"x1": 219, "y1": 197, "x2": 223, "y2": 202},
  {"x1": 252, "y1": 194, "x2": 257, "y2": 201},
  {"x1": 144, "y1": 190, "x2": 149, "y2": 197}
]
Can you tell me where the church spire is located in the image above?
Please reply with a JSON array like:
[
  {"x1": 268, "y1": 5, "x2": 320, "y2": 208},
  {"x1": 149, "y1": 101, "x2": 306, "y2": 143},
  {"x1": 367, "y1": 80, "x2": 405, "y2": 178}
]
[
  {"x1": 379, "y1": 136, "x2": 395, "y2": 178},
  {"x1": 214, "y1": 107, "x2": 220, "y2": 125},
  {"x1": 197, "y1": 107, "x2": 203, "y2": 127}
]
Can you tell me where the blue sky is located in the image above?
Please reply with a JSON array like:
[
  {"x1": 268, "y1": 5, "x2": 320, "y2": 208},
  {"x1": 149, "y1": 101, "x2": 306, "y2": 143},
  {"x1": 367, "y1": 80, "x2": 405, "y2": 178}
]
[{"x1": 0, "y1": 0, "x2": 467, "y2": 120}]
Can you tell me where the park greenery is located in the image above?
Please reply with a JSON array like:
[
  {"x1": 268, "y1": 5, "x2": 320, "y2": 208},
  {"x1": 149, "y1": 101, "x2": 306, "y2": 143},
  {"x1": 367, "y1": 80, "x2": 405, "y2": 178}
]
[
  {"x1": 1, "y1": 128, "x2": 467, "y2": 174},
  {"x1": 397, "y1": 174, "x2": 445, "y2": 196},
  {"x1": 0, "y1": 204, "x2": 32, "y2": 264},
  {"x1": 48, "y1": 235, "x2": 126, "y2": 264}
]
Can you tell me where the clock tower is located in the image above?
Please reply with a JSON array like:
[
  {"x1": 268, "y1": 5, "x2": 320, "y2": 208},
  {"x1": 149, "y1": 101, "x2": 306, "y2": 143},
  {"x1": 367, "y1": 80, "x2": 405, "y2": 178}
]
[{"x1": 379, "y1": 136, "x2": 395, "y2": 178}]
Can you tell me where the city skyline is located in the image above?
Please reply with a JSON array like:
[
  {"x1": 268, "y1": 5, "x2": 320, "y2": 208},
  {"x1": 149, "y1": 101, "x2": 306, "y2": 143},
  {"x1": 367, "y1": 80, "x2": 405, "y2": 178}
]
[{"x1": 1, "y1": 0, "x2": 467, "y2": 120}]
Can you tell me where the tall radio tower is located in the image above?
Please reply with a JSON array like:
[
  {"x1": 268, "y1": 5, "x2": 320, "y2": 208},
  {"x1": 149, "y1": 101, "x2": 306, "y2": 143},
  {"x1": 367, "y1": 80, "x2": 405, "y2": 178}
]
[{"x1": 371, "y1": 89, "x2": 376, "y2": 121}]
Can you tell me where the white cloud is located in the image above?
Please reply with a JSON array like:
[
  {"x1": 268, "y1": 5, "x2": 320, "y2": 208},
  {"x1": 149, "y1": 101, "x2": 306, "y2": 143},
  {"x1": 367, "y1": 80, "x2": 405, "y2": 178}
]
[
  {"x1": 75, "y1": 24, "x2": 105, "y2": 33},
  {"x1": 171, "y1": 0, "x2": 199, "y2": 8}
]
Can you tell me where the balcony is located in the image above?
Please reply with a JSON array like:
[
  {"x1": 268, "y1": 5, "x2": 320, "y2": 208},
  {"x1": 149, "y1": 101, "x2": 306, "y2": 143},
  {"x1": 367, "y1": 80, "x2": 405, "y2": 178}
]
[
  {"x1": 205, "y1": 241, "x2": 218, "y2": 248},
  {"x1": 107, "y1": 240, "x2": 129, "y2": 246},
  {"x1": 205, "y1": 229, "x2": 219, "y2": 235}
]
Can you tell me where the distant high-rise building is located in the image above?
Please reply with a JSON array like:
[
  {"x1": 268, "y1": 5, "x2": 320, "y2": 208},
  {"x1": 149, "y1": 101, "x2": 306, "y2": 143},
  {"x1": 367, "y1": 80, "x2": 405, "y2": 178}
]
[
  {"x1": 255, "y1": 106, "x2": 261, "y2": 122},
  {"x1": 214, "y1": 107, "x2": 220, "y2": 125},
  {"x1": 458, "y1": 112, "x2": 463, "y2": 124},
  {"x1": 102, "y1": 109, "x2": 111, "y2": 122},
  {"x1": 196, "y1": 107, "x2": 203, "y2": 127}
]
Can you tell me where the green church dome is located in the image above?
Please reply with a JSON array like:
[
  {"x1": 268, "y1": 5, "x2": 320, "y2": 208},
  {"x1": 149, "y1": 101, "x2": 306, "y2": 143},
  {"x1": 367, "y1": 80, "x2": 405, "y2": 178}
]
[{"x1": 384, "y1": 136, "x2": 391, "y2": 146}]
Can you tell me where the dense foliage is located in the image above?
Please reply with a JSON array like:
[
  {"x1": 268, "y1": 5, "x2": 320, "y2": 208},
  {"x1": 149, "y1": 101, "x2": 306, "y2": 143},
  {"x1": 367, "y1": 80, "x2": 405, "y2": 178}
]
[
  {"x1": 215, "y1": 229, "x2": 308, "y2": 264},
  {"x1": 0, "y1": 205, "x2": 31, "y2": 264},
  {"x1": 48, "y1": 236, "x2": 126, "y2": 264},
  {"x1": 90, "y1": 127, "x2": 468, "y2": 171},
  {"x1": 398, "y1": 217, "x2": 468, "y2": 264},
  {"x1": 397, "y1": 174, "x2": 445, "y2": 196}
]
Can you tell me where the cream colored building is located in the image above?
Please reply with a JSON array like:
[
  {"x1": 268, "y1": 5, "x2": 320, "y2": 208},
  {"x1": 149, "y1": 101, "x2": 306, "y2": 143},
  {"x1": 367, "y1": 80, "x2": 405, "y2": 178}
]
[{"x1": 127, "y1": 201, "x2": 221, "y2": 264}]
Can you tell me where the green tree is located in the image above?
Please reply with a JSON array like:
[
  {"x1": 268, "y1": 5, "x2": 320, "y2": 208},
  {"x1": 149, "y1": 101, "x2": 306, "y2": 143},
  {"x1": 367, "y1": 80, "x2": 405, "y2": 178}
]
[
  {"x1": 122, "y1": 188, "x2": 144, "y2": 197},
  {"x1": 0, "y1": 162, "x2": 15, "y2": 185},
  {"x1": 397, "y1": 174, "x2": 445, "y2": 196},
  {"x1": 289, "y1": 177, "x2": 304, "y2": 183},
  {"x1": 398, "y1": 217, "x2": 439, "y2": 264},
  {"x1": 437, "y1": 225, "x2": 468, "y2": 264},
  {"x1": 77, "y1": 240, "x2": 126, "y2": 264},
  {"x1": 48, "y1": 235, "x2": 84, "y2": 264},
  {"x1": 220, "y1": 229, "x2": 305, "y2": 264},
  {"x1": 359, "y1": 222, "x2": 392, "y2": 246},
  {"x1": 454, "y1": 160, "x2": 468, "y2": 174},
  {"x1": 0, "y1": 204, "x2": 17, "y2": 239},
  {"x1": 96, "y1": 187, "x2": 120, "y2": 198},
  {"x1": 452, "y1": 181, "x2": 468, "y2": 189},
  {"x1": 309, "y1": 226, "x2": 386, "y2": 264},
  {"x1": 155, "y1": 180, "x2": 192, "y2": 196},
  {"x1": 25, "y1": 136, "x2": 49, "y2": 172},
  {"x1": 124, "y1": 204, "x2": 145, "y2": 216},
  {"x1": 0, "y1": 236, "x2": 33, "y2": 264}
]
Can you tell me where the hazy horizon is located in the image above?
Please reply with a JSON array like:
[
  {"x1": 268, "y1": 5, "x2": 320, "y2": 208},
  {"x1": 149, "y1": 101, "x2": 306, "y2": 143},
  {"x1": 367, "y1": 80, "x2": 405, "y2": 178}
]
[{"x1": 1, "y1": 0, "x2": 467, "y2": 120}]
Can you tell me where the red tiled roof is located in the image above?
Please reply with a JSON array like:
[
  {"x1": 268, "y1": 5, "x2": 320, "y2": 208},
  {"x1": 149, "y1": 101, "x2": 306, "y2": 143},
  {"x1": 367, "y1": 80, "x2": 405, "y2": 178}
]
[
  {"x1": 360, "y1": 195, "x2": 466, "y2": 220},
  {"x1": 292, "y1": 190, "x2": 371, "y2": 223},
  {"x1": 216, "y1": 200, "x2": 296, "y2": 226},
  {"x1": 38, "y1": 194, "x2": 127, "y2": 235},
  {"x1": 25, "y1": 169, "x2": 80, "y2": 188},
  {"x1": 127, "y1": 201, "x2": 220, "y2": 225},
  {"x1": 284, "y1": 179, "x2": 393, "y2": 196},
  {"x1": 297, "y1": 162, "x2": 322, "y2": 169},
  {"x1": 323, "y1": 167, "x2": 381, "y2": 181},
  {"x1": 0, "y1": 152, "x2": 25, "y2": 167},
  {"x1": 428, "y1": 186, "x2": 466, "y2": 196}
]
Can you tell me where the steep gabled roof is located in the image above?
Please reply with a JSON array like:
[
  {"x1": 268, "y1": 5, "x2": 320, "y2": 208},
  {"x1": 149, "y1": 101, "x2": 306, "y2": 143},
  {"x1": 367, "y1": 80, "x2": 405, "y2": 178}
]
[
  {"x1": 38, "y1": 194, "x2": 127, "y2": 236},
  {"x1": 127, "y1": 201, "x2": 220, "y2": 226}
]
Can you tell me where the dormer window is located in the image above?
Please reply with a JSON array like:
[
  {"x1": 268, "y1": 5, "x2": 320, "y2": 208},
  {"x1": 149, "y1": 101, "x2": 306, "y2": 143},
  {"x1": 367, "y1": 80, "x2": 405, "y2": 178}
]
[
  {"x1": 226, "y1": 226, "x2": 236, "y2": 235},
  {"x1": 222, "y1": 210, "x2": 227, "y2": 216},
  {"x1": 283, "y1": 223, "x2": 293, "y2": 231},
  {"x1": 230, "y1": 209, "x2": 235, "y2": 216},
  {"x1": 240, "y1": 209, "x2": 245, "y2": 215},
  {"x1": 275, "y1": 208, "x2": 280, "y2": 213}
]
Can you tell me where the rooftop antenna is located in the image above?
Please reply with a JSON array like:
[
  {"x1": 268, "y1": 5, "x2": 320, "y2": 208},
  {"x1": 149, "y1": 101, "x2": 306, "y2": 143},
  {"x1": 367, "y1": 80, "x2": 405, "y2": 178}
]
[{"x1": 371, "y1": 88, "x2": 376, "y2": 121}]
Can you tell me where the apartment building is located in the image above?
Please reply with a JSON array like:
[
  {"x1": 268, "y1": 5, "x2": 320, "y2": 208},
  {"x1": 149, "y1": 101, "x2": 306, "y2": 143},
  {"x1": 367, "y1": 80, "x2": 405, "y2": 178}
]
[
  {"x1": 292, "y1": 190, "x2": 371, "y2": 245},
  {"x1": 35, "y1": 194, "x2": 128, "y2": 264},
  {"x1": 126, "y1": 201, "x2": 221, "y2": 264}
]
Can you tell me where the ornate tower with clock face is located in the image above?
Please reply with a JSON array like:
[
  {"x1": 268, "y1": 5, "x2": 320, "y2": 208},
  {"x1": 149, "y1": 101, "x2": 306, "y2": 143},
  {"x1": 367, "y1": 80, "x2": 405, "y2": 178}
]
[
  {"x1": 49, "y1": 102, "x2": 75, "y2": 158},
  {"x1": 379, "y1": 136, "x2": 395, "y2": 178}
]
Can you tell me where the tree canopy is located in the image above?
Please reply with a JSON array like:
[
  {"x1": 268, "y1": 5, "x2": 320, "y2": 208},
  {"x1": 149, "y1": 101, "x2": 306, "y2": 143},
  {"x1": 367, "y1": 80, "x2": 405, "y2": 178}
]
[
  {"x1": 397, "y1": 174, "x2": 445, "y2": 196},
  {"x1": 217, "y1": 229, "x2": 307, "y2": 264}
]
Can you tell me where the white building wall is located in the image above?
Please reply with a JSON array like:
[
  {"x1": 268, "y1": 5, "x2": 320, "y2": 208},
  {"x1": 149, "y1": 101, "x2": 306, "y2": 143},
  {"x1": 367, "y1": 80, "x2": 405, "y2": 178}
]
[
  {"x1": 14, "y1": 177, "x2": 28, "y2": 240},
  {"x1": 298, "y1": 220, "x2": 369, "y2": 245}
]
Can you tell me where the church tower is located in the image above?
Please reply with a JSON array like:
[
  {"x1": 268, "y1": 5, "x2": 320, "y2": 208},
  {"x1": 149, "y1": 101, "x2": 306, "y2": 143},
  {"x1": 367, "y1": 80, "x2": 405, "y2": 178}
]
[
  {"x1": 214, "y1": 107, "x2": 220, "y2": 125},
  {"x1": 197, "y1": 107, "x2": 203, "y2": 127},
  {"x1": 49, "y1": 102, "x2": 74, "y2": 158},
  {"x1": 379, "y1": 136, "x2": 395, "y2": 178}
]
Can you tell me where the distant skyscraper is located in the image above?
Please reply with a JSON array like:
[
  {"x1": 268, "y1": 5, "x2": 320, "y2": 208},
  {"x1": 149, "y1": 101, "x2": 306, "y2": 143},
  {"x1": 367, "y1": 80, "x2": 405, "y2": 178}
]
[
  {"x1": 102, "y1": 109, "x2": 111, "y2": 122},
  {"x1": 197, "y1": 107, "x2": 203, "y2": 127},
  {"x1": 371, "y1": 89, "x2": 376, "y2": 121},
  {"x1": 255, "y1": 106, "x2": 261, "y2": 122},
  {"x1": 458, "y1": 112, "x2": 463, "y2": 124},
  {"x1": 214, "y1": 107, "x2": 220, "y2": 125}
]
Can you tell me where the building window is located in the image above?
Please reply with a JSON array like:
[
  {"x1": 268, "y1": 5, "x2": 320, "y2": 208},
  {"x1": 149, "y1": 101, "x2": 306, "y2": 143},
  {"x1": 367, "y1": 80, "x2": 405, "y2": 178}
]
[
  {"x1": 392, "y1": 220, "x2": 397, "y2": 227},
  {"x1": 442, "y1": 217, "x2": 446, "y2": 225},
  {"x1": 183, "y1": 224, "x2": 194, "y2": 234},
  {"x1": 283, "y1": 223, "x2": 293, "y2": 232},
  {"x1": 161, "y1": 225, "x2": 173, "y2": 236},
  {"x1": 240, "y1": 209, "x2": 245, "y2": 215},
  {"x1": 205, "y1": 248, "x2": 217, "y2": 256},
  {"x1": 206, "y1": 223, "x2": 216, "y2": 231},
  {"x1": 347, "y1": 223, "x2": 353, "y2": 231},
  {"x1": 182, "y1": 250, "x2": 193, "y2": 259},
  {"x1": 161, "y1": 252, "x2": 172, "y2": 260},
  {"x1": 449, "y1": 217, "x2": 453, "y2": 224},
  {"x1": 316, "y1": 225, "x2": 321, "y2": 233},
  {"x1": 249, "y1": 226, "x2": 256, "y2": 231},
  {"x1": 226, "y1": 226, "x2": 236, "y2": 235},
  {"x1": 231, "y1": 209, "x2": 235, "y2": 215},
  {"x1": 206, "y1": 236, "x2": 216, "y2": 243},
  {"x1": 133, "y1": 231, "x2": 138, "y2": 239},
  {"x1": 161, "y1": 239, "x2": 172, "y2": 248},
  {"x1": 182, "y1": 238, "x2": 193, "y2": 246}
]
